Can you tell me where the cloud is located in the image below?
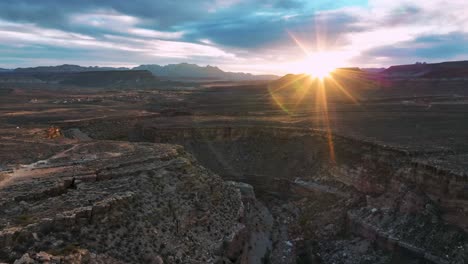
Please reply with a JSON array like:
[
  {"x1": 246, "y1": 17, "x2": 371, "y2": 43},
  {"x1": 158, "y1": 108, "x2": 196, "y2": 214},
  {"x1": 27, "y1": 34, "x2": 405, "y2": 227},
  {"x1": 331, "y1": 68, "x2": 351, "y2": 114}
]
[
  {"x1": 354, "y1": 32, "x2": 468, "y2": 65},
  {"x1": 184, "y1": 9, "x2": 361, "y2": 50},
  {"x1": 340, "y1": 0, "x2": 468, "y2": 67},
  {"x1": 0, "y1": 0, "x2": 467, "y2": 73},
  {"x1": 69, "y1": 11, "x2": 185, "y2": 40},
  {"x1": 0, "y1": 19, "x2": 237, "y2": 68},
  {"x1": 0, "y1": 0, "x2": 210, "y2": 29}
]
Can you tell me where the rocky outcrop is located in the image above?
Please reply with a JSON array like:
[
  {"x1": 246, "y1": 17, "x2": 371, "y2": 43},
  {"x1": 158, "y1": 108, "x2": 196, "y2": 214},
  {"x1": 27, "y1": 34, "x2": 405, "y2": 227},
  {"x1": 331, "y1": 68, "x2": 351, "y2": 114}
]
[
  {"x1": 58, "y1": 114, "x2": 158, "y2": 141},
  {"x1": 135, "y1": 126, "x2": 467, "y2": 216},
  {"x1": 133, "y1": 125, "x2": 468, "y2": 263},
  {"x1": 347, "y1": 208, "x2": 467, "y2": 264},
  {"x1": 59, "y1": 122, "x2": 468, "y2": 263},
  {"x1": 0, "y1": 141, "x2": 249, "y2": 263}
]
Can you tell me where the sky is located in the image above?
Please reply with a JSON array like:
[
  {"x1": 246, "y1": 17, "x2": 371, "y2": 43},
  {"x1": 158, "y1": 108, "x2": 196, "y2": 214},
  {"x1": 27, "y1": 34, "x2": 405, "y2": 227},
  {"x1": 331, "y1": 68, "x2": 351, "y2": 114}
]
[{"x1": 0, "y1": 0, "x2": 468, "y2": 74}]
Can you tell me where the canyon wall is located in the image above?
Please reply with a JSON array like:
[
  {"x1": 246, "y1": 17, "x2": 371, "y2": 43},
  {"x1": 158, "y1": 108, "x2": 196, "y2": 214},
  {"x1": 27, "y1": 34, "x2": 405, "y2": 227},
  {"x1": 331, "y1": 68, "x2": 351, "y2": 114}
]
[
  {"x1": 67, "y1": 122, "x2": 467, "y2": 263},
  {"x1": 136, "y1": 126, "x2": 468, "y2": 263},
  {"x1": 135, "y1": 126, "x2": 467, "y2": 222}
]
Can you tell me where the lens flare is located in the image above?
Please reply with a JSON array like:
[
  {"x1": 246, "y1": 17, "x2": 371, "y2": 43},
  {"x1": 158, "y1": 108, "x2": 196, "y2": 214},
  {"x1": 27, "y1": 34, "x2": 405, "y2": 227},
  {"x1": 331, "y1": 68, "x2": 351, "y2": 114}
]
[
  {"x1": 308, "y1": 64, "x2": 333, "y2": 79},
  {"x1": 269, "y1": 32, "x2": 362, "y2": 162},
  {"x1": 305, "y1": 52, "x2": 339, "y2": 80}
]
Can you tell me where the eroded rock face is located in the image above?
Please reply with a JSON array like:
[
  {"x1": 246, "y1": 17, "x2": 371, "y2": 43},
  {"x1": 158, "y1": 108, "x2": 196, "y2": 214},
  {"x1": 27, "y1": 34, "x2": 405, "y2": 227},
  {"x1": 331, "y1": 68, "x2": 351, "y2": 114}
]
[
  {"x1": 135, "y1": 126, "x2": 468, "y2": 263},
  {"x1": 0, "y1": 141, "x2": 246, "y2": 263}
]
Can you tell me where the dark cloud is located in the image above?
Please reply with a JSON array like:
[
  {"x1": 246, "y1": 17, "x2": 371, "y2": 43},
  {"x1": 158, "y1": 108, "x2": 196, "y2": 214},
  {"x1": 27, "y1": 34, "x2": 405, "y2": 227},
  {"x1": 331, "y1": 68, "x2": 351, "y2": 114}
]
[
  {"x1": 0, "y1": 0, "x2": 307, "y2": 30},
  {"x1": 0, "y1": 0, "x2": 357, "y2": 36},
  {"x1": 0, "y1": 0, "x2": 210, "y2": 29},
  {"x1": 0, "y1": 0, "x2": 325, "y2": 47},
  {"x1": 0, "y1": 0, "x2": 365, "y2": 52},
  {"x1": 183, "y1": 10, "x2": 361, "y2": 49},
  {"x1": 381, "y1": 5, "x2": 423, "y2": 27},
  {"x1": 356, "y1": 32, "x2": 468, "y2": 65},
  {"x1": 271, "y1": 0, "x2": 304, "y2": 9},
  {"x1": 412, "y1": 34, "x2": 468, "y2": 59}
]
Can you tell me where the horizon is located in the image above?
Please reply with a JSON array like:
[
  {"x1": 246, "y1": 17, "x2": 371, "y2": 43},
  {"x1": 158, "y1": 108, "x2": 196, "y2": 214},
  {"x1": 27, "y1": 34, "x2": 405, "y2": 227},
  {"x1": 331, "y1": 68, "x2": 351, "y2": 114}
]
[
  {"x1": 3, "y1": 59, "x2": 467, "y2": 76},
  {"x1": 1, "y1": 1, "x2": 468, "y2": 75}
]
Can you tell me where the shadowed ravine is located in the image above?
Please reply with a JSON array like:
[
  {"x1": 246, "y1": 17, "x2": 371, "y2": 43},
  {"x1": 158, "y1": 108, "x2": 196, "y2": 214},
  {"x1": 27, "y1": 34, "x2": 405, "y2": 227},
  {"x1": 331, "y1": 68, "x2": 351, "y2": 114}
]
[{"x1": 78, "y1": 124, "x2": 467, "y2": 263}]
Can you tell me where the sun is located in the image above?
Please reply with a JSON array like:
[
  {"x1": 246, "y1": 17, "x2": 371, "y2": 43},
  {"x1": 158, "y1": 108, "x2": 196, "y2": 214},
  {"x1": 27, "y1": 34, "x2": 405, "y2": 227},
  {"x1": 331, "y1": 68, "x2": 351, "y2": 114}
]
[
  {"x1": 286, "y1": 32, "x2": 351, "y2": 79},
  {"x1": 308, "y1": 64, "x2": 334, "y2": 79},
  {"x1": 287, "y1": 51, "x2": 343, "y2": 80},
  {"x1": 305, "y1": 52, "x2": 340, "y2": 79}
]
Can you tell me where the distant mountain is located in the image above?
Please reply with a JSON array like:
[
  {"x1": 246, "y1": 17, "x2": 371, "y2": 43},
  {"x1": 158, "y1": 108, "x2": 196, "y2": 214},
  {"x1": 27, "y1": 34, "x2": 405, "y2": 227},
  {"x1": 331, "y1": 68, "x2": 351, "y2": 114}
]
[
  {"x1": 382, "y1": 60, "x2": 468, "y2": 78},
  {"x1": 14, "y1": 64, "x2": 129, "y2": 73},
  {"x1": 337, "y1": 67, "x2": 362, "y2": 72},
  {"x1": 133, "y1": 63, "x2": 278, "y2": 81},
  {"x1": 0, "y1": 68, "x2": 12, "y2": 72},
  {"x1": 360, "y1": 68, "x2": 386, "y2": 73},
  {"x1": 133, "y1": 63, "x2": 222, "y2": 78},
  {"x1": 61, "y1": 70, "x2": 158, "y2": 87},
  {"x1": 0, "y1": 69, "x2": 159, "y2": 88},
  {"x1": 11, "y1": 63, "x2": 278, "y2": 81}
]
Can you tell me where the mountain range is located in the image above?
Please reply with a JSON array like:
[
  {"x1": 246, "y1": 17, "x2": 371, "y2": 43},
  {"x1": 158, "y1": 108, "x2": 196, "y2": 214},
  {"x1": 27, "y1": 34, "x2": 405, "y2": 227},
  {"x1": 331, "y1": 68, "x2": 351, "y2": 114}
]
[
  {"x1": 14, "y1": 65, "x2": 128, "y2": 73},
  {"x1": 4, "y1": 60, "x2": 468, "y2": 82},
  {"x1": 133, "y1": 63, "x2": 277, "y2": 81},
  {"x1": 8, "y1": 63, "x2": 278, "y2": 81},
  {"x1": 382, "y1": 61, "x2": 468, "y2": 78}
]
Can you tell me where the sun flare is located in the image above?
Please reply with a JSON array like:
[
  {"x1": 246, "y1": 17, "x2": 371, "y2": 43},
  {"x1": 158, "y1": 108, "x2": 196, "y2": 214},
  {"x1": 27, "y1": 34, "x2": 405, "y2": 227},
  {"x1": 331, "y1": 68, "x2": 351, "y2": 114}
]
[
  {"x1": 307, "y1": 64, "x2": 334, "y2": 79},
  {"x1": 276, "y1": 32, "x2": 361, "y2": 162},
  {"x1": 305, "y1": 52, "x2": 341, "y2": 79},
  {"x1": 286, "y1": 50, "x2": 346, "y2": 80}
]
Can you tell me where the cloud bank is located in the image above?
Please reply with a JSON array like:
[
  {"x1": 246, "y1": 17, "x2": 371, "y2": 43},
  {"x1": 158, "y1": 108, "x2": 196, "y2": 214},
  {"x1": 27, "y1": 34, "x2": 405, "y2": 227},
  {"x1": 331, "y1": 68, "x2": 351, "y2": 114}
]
[{"x1": 0, "y1": 0, "x2": 467, "y2": 74}]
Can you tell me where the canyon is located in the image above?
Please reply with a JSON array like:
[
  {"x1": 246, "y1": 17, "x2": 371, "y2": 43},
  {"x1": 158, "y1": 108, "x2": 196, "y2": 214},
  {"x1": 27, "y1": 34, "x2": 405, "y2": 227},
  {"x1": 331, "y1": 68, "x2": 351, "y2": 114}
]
[
  {"x1": 82, "y1": 122, "x2": 468, "y2": 263},
  {"x1": 0, "y1": 67, "x2": 467, "y2": 263}
]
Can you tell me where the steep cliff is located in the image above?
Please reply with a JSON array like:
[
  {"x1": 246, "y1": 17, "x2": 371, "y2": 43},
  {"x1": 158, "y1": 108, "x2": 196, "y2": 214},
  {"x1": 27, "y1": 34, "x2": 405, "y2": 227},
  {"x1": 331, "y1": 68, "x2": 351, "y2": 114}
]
[
  {"x1": 132, "y1": 125, "x2": 468, "y2": 263},
  {"x1": 0, "y1": 140, "x2": 254, "y2": 263}
]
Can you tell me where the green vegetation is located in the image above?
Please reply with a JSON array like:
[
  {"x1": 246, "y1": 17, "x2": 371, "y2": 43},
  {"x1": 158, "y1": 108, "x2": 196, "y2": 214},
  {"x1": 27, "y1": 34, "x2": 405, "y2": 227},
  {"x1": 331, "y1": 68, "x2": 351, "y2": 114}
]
[{"x1": 14, "y1": 214, "x2": 34, "y2": 226}]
